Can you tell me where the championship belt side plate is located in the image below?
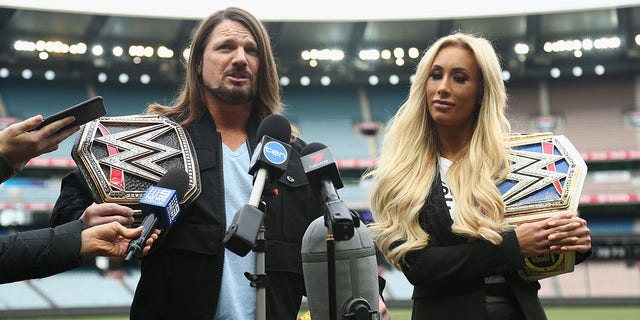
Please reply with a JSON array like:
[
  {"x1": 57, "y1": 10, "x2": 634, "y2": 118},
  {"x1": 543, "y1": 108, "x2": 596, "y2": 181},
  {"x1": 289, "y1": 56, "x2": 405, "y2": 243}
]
[
  {"x1": 72, "y1": 115, "x2": 201, "y2": 222},
  {"x1": 497, "y1": 133, "x2": 587, "y2": 281}
]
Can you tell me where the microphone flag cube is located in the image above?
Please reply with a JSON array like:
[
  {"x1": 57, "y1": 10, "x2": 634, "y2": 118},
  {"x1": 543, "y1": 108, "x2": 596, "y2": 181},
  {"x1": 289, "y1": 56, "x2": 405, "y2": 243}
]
[
  {"x1": 300, "y1": 146, "x2": 343, "y2": 189},
  {"x1": 248, "y1": 135, "x2": 291, "y2": 176},
  {"x1": 140, "y1": 186, "x2": 180, "y2": 229}
]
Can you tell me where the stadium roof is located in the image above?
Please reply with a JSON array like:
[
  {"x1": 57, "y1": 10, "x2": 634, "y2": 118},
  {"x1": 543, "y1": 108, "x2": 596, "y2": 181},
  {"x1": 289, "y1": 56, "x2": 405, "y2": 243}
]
[
  {"x1": 1, "y1": 1, "x2": 640, "y2": 86},
  {"x1": 1, "y1": 0, "x2": 638, "y2": 21}
]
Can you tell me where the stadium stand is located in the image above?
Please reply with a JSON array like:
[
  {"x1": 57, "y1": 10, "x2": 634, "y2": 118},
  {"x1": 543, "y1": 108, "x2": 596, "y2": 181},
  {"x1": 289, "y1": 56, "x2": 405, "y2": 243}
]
[
  {"x1": 540, "y1": 260, "x2": 640, "y2": 298},
  {"x1": 0, "y1": 281, "x2": 50, "y2": 310},
  {"x1": 547, "y1": 77, "x2": 637, "y2": 152},
  {"x1": 587, "y1": 217, "x2": 638, "y2": 235},
  {"x1": 282, "y1": 86, "x2": 371, "y2": 159},
  {"x1": 121, "y1": 268, "x2": 142, "y2": 293},
  {"x1": 506, "y1": 80, "x2": 547, "y2": 134},
  {"x1": 95, "y1": 82, "x2": 178, "y2": 116},
  {"x1": 29, "y1": 268, "x2": 134, "y2": 308},
  {"x1": 0, "y1": 79, "x2": 87, "y2": 120},
  {"x1": 366, "y1": 84, "x2": 408, "y2": 155},
  {"x1": 0, "y1": 79, "x2": 90, "y2": 158},
  {"x1": 366, "y1": 84, "x2": 407, "y2": 124}
]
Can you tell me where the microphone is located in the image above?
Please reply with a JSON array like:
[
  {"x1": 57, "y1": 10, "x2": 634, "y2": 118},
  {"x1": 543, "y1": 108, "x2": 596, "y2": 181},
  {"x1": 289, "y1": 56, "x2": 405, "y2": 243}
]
[
  {"x1": 300, "y1": 142, "x2": 354, "y2": 241},
  {"x1": 124, "y1": 168, "x2": 189, "y2": 262},
  {"x1": 301, "y1": 217, "x2": 380, "y2": 320},
  {"x1": 223, "y1": 114, "x2": 292, "y2": 256}
]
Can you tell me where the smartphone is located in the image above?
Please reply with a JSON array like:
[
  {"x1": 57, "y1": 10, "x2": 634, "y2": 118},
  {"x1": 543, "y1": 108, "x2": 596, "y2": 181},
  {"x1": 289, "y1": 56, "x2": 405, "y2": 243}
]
[{"x1": 35, "y1": 96, "x2": 107, "y2": 132}]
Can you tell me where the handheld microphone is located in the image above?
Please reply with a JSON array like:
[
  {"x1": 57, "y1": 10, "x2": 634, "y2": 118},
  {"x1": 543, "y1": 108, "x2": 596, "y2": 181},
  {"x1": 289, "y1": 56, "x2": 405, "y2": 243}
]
[
  {"x1": 224, "y1": 114, "x2": 292, "y2": 256},
  {"x1": 124, "y1": 168, "x2": 189, "y2": 262},
  {"x1": 300, "y1": 142, "x2": 355, "y2": 241}
]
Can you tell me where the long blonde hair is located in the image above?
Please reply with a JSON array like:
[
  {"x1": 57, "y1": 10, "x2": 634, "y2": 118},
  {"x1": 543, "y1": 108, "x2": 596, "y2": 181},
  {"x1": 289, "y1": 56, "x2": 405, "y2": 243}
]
[{"x1": 365, "y1": 33, "x2": 511, "y2": 269}]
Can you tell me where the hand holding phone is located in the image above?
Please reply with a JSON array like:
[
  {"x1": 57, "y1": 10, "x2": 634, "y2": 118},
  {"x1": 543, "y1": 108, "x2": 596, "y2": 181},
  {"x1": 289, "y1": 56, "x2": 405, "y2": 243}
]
[{"x1": 35, "y1": 96, "x2": 107, "y2": 132}]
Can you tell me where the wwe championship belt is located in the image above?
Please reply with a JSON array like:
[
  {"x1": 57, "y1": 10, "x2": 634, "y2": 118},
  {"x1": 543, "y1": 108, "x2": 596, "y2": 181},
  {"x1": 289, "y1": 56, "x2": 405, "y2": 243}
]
[
  {"x1": 497, "y1": 133, "x2": 587, "y2": 281},
  {"x1": 72, "y1": 115, "x2": 201, "y2": 225}
]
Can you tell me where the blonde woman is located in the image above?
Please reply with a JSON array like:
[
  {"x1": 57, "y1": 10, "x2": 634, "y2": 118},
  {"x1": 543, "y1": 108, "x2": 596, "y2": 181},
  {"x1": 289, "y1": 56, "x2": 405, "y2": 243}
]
[{"x1": 367, "y1": 33, "x2": 591, "y2": 320}]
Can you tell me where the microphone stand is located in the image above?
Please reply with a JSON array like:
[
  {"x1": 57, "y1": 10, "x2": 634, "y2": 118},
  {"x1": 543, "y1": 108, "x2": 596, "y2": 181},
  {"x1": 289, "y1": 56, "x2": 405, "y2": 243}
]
[
  {"x1": 244, "y1": 217, "x2": 268, "y2": 320},
  {"x1": 243, "y1": 169, "x2": 269, "y2": 320},
  {"x1": 325, "y1": 212, "x2": 377, "y2": 320},
  {"x1": 256, "y1": 223, "x2": 267, "y2": 320},
  {"x1": 326, "y1": 228, "x2": 337, "y2": 320}
]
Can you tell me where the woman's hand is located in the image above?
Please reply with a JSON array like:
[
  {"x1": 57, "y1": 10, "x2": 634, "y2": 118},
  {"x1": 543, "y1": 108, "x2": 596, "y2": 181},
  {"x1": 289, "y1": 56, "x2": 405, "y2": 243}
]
[{"x1": 515, "y1": 213, "x2": 591, "y2": 256}]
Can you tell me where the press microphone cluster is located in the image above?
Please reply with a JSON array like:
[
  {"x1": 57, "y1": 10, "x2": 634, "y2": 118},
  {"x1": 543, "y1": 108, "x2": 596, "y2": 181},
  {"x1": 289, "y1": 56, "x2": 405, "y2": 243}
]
[
  {"x1": 223, "y1": 114, "x2": 292, "y2": 256},
  {"x1": 124, "y1": 168, "x2": 189, "y2": 262}
]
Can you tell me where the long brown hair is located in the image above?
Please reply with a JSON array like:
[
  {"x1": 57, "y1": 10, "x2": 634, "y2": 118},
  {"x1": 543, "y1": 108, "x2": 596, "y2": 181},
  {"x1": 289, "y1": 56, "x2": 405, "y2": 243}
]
[{"x1": 146, "y1": 7, "x2": 283, "y2": 126}]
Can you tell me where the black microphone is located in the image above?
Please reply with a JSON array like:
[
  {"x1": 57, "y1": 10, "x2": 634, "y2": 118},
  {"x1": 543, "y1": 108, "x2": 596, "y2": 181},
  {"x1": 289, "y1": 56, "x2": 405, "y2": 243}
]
[
  {"x1": 300, "y1": 142, "x2": 354, "y2": 241},
  {"x1": 223, "y1": 114, "x2": 292, "y2": 256},
  {"x1": 124, "y1": 168, "x2": 189, "y2": 262}
]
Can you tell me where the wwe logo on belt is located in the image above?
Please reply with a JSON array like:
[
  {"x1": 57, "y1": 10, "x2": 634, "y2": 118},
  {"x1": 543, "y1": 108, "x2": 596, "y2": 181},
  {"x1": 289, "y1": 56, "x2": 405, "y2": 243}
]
[
  {"x1": 95, "y1": 123, "x2": 181, "y2": 190},
  {"x1": 497, "y1": 134, "x2": 586, "y2": 217},
  {"x1": 501, "y1": 141, "x2": 567, "y2": 206}
]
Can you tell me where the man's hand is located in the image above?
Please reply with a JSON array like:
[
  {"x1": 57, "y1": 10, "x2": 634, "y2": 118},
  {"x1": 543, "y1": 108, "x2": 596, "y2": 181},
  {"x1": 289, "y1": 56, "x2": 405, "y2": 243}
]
[
  {"x1": 80, "y1": 203, "x2": 136, "y2": 228},
  {"x1": 0, "y1": 115, "x2": 79, "y2": 169},
  {"x1": 80, "y1": 221, "x2": 159, "y2": 257}
]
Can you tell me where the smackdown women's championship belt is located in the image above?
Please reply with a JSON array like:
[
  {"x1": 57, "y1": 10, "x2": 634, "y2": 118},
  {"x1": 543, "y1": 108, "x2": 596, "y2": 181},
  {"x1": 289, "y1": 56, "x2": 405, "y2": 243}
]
[
  {"x1": 497, "y1": 133, "x2": 587, "y2": 281},
  {"x1": 72, "y1": 115, "x2": 201, "y2": 225}
]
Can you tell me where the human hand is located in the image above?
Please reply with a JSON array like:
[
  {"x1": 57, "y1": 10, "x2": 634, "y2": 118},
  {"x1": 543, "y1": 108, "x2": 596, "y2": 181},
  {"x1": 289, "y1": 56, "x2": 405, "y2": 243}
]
[
  {"x1": 379, "y1": 296, "x2": 391, "y2": 320},
  {"x1": 0, "y1": 115, "x2": 79, "y2": 169},
  {"x1": 515, "y1": 213, "x2": 586, "y2": 257},
  {"x1": 80, "y1": 203, "x2": 135, "y2": 228},
  {"x1": 80, "y1": 221, "x2": 159, "y2": 257},
  {"x1": 548, "y1": 215, "x2": 591, "y2": 253}
]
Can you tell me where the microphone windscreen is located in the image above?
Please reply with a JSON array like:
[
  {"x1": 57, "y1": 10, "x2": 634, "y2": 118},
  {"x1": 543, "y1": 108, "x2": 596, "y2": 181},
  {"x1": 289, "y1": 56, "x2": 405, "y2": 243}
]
[
  {"x1": 301, "y1": 142, "x2": 327, "y2": 156},
  {"x1": 257, "y1": 114, "x2": 291, "y2": 143},
  {"x1": 157, "y1": 168, "x2": 189, "y2": 201},
  {"x1": 302, "y1": 216, "x2": 380, "y2": 319}
]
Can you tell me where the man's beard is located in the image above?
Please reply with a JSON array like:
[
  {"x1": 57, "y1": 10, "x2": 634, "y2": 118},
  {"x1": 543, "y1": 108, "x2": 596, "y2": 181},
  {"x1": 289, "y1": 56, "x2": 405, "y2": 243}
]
[{"x1": 207, "y1": 83, "x2": 254, "y2": 105}]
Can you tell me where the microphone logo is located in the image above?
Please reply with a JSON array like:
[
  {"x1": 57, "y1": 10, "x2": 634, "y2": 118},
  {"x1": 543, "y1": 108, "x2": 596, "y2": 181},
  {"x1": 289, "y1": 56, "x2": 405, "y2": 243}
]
[
  {"x1": 140, "y1": 186, "x2": 173, "y2": 205},
  {"x1": 263, "y1": 141, "x2": 288, "y2": 164},
  {"x1": 301, "y1": 148, "x2": 333, "y2": 173},
  {"x1": 139, "y1": 186, "x2": 180, "y2": 227},
  {"x1": 309, "y1": 153, "x2": 324, "y2": 164},
  {"x1": 166, "y1": 195, "x2": 180, "y2": 222}
]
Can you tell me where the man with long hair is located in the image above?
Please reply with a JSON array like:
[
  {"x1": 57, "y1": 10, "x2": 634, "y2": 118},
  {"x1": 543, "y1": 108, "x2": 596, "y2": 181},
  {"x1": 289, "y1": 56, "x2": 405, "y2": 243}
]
[{"x1": 50, "y1": 7, "x2": 323, "y2": 319}]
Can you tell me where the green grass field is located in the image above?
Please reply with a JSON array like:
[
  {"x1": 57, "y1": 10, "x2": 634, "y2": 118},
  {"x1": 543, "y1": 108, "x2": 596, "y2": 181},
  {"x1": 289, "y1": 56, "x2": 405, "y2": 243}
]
[
  {"x1": 390, "y1": 306, "x2": 640, "y2": 320},
  {"x1": 8, "y1": 306, "x2": 640, "y2": 320},
  {"x1": 388, "y1": 306, "x2": 640, "y2": 320}
]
